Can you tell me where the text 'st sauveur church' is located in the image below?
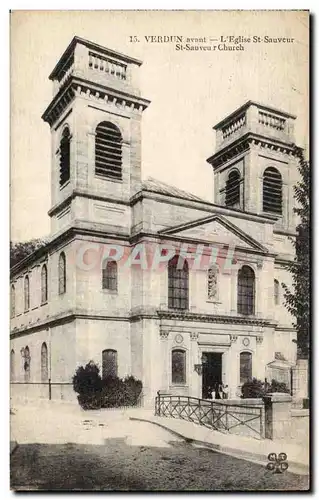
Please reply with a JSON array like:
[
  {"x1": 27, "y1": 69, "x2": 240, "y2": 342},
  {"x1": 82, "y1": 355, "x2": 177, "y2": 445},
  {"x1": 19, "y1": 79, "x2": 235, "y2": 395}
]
[{"x1": 10, "y1": 37, "x2": 301, "y2": 406}]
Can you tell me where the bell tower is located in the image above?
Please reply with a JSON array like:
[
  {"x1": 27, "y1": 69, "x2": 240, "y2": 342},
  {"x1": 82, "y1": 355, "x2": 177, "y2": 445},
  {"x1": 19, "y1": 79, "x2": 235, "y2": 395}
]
[
  {"x1": 207, "y1": 101, "x2": 300, "y2": 232},
  {"x1": 42, "y1": 36, "x2": 150, "y2": 235}
]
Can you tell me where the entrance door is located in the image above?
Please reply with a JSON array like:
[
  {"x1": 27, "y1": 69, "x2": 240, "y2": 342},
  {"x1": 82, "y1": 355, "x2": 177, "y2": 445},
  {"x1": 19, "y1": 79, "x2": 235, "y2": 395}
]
[{"x1": 202, "y1": 352, "x2": 222, "y2": 399}]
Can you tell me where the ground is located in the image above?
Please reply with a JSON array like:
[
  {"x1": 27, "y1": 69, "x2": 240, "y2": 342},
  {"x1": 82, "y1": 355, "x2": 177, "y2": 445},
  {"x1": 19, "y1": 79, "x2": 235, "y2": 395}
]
[{"x1": 10, "y1": 402, "x2": 309, "y2": 491}]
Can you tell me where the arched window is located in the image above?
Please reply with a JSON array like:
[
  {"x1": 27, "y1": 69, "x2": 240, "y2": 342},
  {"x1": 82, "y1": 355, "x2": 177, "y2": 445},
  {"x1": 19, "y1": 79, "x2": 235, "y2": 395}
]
[
  {"x1": 168, "y1": 256, "x2": 189, "y2": 310},
  {"x1": 225, "y1": 170, "x2": 240, "y2": 207},
  {"x1": 59, "y1": 127, "x2": 71, "y2": 187},
  {"x1": 41, "y1": 342, "x2": 48, "y2": 382},
  {"x1": 24, "y1": 275, "x2": 30, "y2": 312},
  {"x1": 237, "y1": 265, "x2": 255, "y2": 316},
  {"x1": 102, "y1": 349, "x2": 118, "y2": 378},
  {"x1": 207, "y1": 266, "x2": 219, "y2": 301},
  {"x1": 274, "y1": 279, "x2": 280, "y2": 306},
  {"x1": 10, "y1": 349, "x2": 15, "y2": 381},
  {"x1": 172, "y1": 349, "x2": 186, "y2": 384},
  {"x1": 11, "y1": 284, "x2": 15, "y2": 318},
  {"x1": 95, "y1": 122, "x2": 122, "y2": 180},
  {"x1": 24, "y1": 346, "x2": 30, "y2": 382},
  {"x1": 41, "y1": 264, "x2": 48, "y2": 304},
  {"x1": 240, "y1": 351, "x2": 252, "y2": 384},
  {"x1": 102, "y1": 261, "x2": 118, "y2": 291},
  {"x1": 58, "y1": 252, "x2": 66, "y2": 295},
  {"x1": 263, "y1": 167, "x2": 282, "y2": 214}
]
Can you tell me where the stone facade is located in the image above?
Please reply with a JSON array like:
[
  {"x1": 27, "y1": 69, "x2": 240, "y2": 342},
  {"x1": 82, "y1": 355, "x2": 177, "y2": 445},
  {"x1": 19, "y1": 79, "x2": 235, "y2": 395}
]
[{"x1": 10, "y1": 37, "x2": 299, "y2": 406}]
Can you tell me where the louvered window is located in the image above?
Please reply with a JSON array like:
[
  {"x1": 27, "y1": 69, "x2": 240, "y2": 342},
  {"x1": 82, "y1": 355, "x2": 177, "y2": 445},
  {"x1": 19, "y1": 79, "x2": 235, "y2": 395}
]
[
  {"x1": 225, "y1": 170, "x2": 240, "y2": 207},
  {"x1": 95, "y1": 122, "x2": 122, "y2": 180},
  {"x1": 263, "y1": 167, "x2": 282, "y2": 214}
]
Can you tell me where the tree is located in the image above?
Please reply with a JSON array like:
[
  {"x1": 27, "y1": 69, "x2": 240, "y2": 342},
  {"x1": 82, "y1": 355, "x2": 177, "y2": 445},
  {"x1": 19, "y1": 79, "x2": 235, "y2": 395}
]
[
  {"x1": 282, "y1": 148, "x2": 310, "y2": 359},
  {"x1": 10, "y1": 238, "x2": 47, "y2": 268}
]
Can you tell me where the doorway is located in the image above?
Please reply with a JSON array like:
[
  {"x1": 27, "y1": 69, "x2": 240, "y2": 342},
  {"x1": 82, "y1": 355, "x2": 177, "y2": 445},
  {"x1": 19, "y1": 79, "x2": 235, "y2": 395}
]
[{"x1": 202, "y1": 352, "x2": 222, "y2": 399}]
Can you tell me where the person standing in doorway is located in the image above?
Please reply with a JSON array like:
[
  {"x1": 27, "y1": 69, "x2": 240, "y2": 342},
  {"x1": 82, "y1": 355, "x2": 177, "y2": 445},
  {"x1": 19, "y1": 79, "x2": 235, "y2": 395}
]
[
  {"x1": 218, "y1": 382, "x2": 223, "y2": 400},
  {"x1": 223, "y1": 384, "x2": 229, "y2": 399}
]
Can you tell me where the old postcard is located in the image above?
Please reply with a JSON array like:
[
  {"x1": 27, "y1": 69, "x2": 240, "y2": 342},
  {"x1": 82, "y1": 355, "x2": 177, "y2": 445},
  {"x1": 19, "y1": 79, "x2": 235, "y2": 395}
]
[{"x1": 10, "y1": 10, "x2": 310, "y2": 491}]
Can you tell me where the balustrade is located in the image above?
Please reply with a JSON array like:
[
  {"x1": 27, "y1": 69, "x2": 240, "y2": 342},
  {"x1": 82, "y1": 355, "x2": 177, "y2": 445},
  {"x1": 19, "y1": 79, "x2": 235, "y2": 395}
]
[
  {"x1": 258, "y1": 111, "x2": 286, "y2": 131},
  {"x1": 222, "y1": 113, "x2": 246, "y2": 139},
  {"x1": 88, "y1": 52, "x2": 127, "y2": 80}
]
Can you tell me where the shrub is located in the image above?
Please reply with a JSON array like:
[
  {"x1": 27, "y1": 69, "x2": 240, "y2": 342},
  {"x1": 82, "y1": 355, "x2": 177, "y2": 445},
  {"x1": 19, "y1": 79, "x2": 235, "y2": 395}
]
[
  {"x1": 72, "y1": 361, "x2": 102, "y2": 409},
  {"x1": 101, "y1": 375, "x2": 143, "y2": 408},
  {"x1": 268, "y1": 379, "x2": 290, "y2": 394},
  {"x1": 72, "y1": 361, "x2": 143, "y2": 409},
  {"x1": 241, "y1": 377, "x2": 290, "y2": 398},
  {"x1": 241, "y1": 378, "x2": 265, "y2": 398}
]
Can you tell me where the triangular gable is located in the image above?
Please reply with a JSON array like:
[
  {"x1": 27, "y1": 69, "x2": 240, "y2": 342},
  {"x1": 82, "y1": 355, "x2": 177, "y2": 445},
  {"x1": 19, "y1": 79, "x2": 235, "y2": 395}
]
[{"x1": 159, "y1": 215, "x2": 268, "y2": 252}]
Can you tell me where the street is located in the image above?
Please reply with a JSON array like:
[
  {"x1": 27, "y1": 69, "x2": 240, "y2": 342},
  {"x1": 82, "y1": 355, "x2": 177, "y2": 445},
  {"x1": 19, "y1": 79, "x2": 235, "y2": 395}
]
[{"x1": 10, "y1": 402, "x2": 309, "y2": 491}]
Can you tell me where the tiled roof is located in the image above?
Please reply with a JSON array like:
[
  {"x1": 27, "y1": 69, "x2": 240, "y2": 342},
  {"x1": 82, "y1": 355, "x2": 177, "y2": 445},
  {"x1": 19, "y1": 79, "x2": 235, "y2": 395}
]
[{"x1": 142, "y1": 177, "x2": 206, "y2": 203}]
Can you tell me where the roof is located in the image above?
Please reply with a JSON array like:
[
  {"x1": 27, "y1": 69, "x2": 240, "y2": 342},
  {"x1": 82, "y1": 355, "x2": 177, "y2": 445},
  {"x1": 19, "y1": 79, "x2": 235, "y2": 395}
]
[{"x1": 142, "y1": 177, "x2": 207, "y2": 203}]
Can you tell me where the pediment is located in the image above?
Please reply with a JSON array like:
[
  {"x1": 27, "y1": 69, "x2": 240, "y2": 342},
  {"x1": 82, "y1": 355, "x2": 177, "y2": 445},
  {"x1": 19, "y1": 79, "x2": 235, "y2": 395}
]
[{"x1": 159, "y1": 215, "x2": 267, "y2": 252}]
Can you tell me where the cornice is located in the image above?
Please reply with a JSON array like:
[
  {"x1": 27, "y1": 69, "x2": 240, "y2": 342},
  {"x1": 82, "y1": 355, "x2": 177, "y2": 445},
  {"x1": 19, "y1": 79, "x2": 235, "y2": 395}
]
[
  {"x1": 10, "y1": 308, "x2": 278, "y2": 337},
  {"x1": 10, "y1": 310, "x2": 131, "y2": 337},
  {"x1": 207, "y1": 132, "x2": 298, "y2": 169},
  {"x1": 49, "y1": 36, "x2": 143, "y2": 81},
  {"x1": 213, "y1": 100, "x2": 296, "y2": 130},
  {"x1": 42, "y1": 76, "x2": 150, "y2": 127},
  {"x1": 156, "y1": 309, "x2": 276, "y2": 327},
  {"x1": 48, "y1": 188, "x2": 130, "y2": 217}
]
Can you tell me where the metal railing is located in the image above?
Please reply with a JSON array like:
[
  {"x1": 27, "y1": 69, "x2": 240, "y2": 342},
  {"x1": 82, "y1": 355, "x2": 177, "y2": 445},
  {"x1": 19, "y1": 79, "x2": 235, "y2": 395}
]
[{"x1": 155, "y1": 394, "x2": 264, "y2": 439}]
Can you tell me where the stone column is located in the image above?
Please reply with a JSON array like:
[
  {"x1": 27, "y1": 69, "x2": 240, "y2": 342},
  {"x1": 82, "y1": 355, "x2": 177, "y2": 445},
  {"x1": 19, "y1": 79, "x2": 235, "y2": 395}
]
[{"x1": 264, "y1": 393, "x2": 292, "y2": 440}]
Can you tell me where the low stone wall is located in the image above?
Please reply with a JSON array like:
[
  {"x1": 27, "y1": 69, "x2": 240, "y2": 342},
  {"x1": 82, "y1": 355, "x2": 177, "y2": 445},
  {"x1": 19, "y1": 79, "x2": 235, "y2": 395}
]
[
  {"x1": 290, "y1": 409, "x2": 309, "y2": 442},
  {"x1": 10, "y1": 382, "x2": 76, "y2": 403}
]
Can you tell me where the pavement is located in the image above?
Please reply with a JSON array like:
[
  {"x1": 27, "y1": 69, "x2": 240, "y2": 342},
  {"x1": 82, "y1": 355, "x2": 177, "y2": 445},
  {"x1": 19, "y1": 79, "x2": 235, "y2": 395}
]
[
  {"x1": 10, "y1": 400, "x2": 309, "y2": 477},
  {"x1": 128, "y1": 410, "x2": 310, "y2": 476}
]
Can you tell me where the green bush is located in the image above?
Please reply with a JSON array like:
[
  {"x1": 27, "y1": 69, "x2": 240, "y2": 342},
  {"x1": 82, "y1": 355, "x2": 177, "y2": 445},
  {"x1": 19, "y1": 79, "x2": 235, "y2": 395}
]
[
  {"x1": 72, "y1": 361, "x2": 142, "y2": 409},
  {"x1": 241, "y1": 377, "x2": 290, "y2": 399}
]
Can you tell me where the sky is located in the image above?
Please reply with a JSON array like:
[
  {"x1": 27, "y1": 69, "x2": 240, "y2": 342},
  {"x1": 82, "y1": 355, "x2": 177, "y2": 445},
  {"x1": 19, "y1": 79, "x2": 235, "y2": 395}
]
[{"x1": 10, "y1": 10, "x2": 309, "y2": 242}]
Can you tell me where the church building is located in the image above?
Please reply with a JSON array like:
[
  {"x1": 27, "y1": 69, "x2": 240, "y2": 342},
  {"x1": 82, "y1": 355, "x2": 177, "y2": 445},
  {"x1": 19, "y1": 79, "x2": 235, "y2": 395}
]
[{"x1": 10, "y1": 37, "x2": 300, "y2": 405}]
